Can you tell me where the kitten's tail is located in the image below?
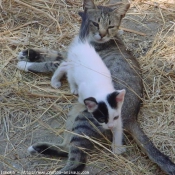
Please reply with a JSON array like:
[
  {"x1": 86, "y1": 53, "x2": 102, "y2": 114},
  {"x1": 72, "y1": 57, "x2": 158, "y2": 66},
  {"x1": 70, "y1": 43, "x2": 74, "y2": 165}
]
[
  {"x1": 127, "y1": 120, "x2": 175, "y2": 175},
  {"x1": 28, "y1": 142, "x2": 68, "y2": 157}
]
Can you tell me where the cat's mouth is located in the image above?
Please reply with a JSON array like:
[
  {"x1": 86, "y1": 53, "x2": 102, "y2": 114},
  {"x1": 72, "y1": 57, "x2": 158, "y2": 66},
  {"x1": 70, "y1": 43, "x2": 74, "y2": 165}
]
[{"x1": 95, "y1": 37, "x2": 110, "y2": 43}]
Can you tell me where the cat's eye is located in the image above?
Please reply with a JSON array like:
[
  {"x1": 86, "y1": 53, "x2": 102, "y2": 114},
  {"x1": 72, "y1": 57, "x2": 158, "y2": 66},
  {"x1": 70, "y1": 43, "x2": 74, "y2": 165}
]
[
  {"x1": 108, "y1": 26, "x2": 115, "y2": 29},
  {"x1": 92, "y1": 21, "x2": 99, "y2": 28},
  {"x1": 114, "y1": 116, "x2": 119, "y2": 120}
]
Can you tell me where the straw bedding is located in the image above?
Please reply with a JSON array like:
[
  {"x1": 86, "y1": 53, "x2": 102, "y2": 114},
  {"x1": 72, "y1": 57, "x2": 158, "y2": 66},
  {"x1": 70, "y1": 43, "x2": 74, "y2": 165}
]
[{"x1": 0, "y1": 0, "x2": 175, "y2": 174}]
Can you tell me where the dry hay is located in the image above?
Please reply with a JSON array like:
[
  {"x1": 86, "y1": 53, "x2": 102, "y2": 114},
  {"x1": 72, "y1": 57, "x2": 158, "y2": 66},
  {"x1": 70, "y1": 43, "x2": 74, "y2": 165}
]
[{"x1": 0, "y1": 0, "x2": 175, "y2": 174}]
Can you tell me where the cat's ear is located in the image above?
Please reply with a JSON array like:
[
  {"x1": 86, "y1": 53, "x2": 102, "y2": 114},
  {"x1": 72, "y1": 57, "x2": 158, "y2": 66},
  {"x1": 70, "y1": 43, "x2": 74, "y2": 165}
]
[
  {"x1": 112, "y1": 3, "x2": 130, "y2": 18},
  {"x1": 116, "y1": 89, "x2": 126, "y2": 103},
  {"x1": 84, "y1": 97, "x2": 98, "y2": 112},
  {"x1": 83, "y1": 0, "x2": 96, "y2": 11}
]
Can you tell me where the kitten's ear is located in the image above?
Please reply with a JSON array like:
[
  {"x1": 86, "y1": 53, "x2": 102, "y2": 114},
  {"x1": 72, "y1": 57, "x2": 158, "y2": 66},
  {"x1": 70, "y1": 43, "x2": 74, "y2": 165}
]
[
  {"x1": 113, "y1": 3, "x2": 130, "y2": 18},
  {"x1": 83, "y1": 0, "x2": 96, "y2": 11},
  {"x1": 116, "y1": 89, "x2": 126, "y2": 103},
  {"x1": 84, "y1": 97, "x2": 98, "y2": 112}
]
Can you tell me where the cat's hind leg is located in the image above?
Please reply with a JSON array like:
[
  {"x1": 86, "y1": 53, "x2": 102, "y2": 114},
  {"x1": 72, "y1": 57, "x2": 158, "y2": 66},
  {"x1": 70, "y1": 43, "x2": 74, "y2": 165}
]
[
  {"x1": 18, "y1": 48, "x2": 65, "y2": 62},
  {"x1": 17, "y1": 48, "x2": 65, "y2": 73},
  {"x1": 51, "y1": 61, "x2": 68, "y2": 88},
  {"x1": 17, "y1": 61, "x2": 60, "y2": 73}
]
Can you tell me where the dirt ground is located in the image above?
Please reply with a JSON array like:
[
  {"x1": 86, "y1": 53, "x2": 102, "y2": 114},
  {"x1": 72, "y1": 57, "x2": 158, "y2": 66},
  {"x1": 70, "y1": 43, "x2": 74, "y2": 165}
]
[{"x1": 0, "y1": 0, "x2": 175, "y2": 175}]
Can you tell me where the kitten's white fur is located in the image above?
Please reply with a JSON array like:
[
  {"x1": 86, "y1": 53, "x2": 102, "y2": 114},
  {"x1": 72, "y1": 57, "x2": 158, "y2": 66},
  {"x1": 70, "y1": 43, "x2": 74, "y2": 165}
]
[
  {"x1": 52, "y1": 36, "x2": 126, "y2": 154},
  {"x1": 28, "y1": 146, "x2": 37, "y2": 154}
]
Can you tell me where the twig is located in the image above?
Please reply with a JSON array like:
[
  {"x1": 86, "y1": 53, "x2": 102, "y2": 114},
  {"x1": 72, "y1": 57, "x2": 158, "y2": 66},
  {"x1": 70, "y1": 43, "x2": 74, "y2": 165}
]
[
  {"x1": 159, "y1": 7, "x2": 165, "y2": 25},
  {"x1": 120, "y1": 27, "x2": 146, "y2": 36},
  {"x1": 25, "y1": 92, "x2": 72, "y2": 98},
  {"x1": 144, "y1": 2, "x2": 175, "y2": 12},
  {"x1": 0, "y1": 21, "x2": 38, "y2": 36},
  {"x1": 14, "y1": 0, "x2": 62, "y2": 34}
]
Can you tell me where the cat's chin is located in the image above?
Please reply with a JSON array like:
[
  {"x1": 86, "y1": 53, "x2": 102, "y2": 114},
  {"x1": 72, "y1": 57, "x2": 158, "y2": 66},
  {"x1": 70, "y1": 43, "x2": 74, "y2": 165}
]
[{"x1": 93, "y1": 38, "x2": 110, "y2": 44}]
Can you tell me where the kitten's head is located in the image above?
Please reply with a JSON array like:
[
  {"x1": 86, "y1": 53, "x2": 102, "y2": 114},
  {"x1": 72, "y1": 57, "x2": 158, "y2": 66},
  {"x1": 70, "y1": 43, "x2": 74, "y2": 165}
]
[
  {"x1": 84, "y1": 89, "x2": 126, "y2": 130},
  {"x1": 79, "y1": 0, "x2": 130, "y2": 43}
]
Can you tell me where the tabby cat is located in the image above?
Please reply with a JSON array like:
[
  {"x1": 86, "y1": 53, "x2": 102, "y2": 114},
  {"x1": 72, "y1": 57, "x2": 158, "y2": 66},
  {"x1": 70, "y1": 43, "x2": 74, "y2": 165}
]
[{"x1": 17, "y1": 0, "x2": 175, "y2": 174}]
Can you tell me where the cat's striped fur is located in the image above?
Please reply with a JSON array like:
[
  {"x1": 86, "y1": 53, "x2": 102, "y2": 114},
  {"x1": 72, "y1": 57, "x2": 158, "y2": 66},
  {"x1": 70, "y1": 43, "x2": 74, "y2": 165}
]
[{"x1": 18, "y1": 0, "x2": 175, "y2": 174}]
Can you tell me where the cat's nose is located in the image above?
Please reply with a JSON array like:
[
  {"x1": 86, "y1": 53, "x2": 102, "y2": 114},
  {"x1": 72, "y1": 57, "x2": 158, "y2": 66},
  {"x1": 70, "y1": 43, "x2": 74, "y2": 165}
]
[
  {"x1": 108, "y1": 124, "x2": 114, "y2": 129},
  {"x1": 99, "y1": 32, "x2": 106, "y2": 38}
]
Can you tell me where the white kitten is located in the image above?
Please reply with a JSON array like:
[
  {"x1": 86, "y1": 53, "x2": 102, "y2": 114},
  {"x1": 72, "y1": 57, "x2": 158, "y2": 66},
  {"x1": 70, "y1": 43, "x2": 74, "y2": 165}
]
[{"x1": 51, "y1": 36, "x2": 126, "y2": 154}]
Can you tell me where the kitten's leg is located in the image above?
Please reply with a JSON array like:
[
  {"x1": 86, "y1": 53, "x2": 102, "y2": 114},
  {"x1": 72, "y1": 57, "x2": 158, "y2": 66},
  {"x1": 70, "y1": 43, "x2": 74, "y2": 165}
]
[
  {"x1": 111, "y1": 118, "x2": 126, "y2": 154},
  {"x1": 51, "y1": 61, "x2": 68, "y2": 88},
  {"x1": 77, "y1": 82, "x2": 86, "y2": 103},
  {"x1": 67, "y1": 71, "x2": 78, "y2": 95}
]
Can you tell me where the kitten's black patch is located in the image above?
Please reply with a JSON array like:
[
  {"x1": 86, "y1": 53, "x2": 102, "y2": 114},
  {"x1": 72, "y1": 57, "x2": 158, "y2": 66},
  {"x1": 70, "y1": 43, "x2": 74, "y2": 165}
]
[
  {"x1": 107, "y1": 91, "x2": 119, "y2": 109},
  {"x1": 33, "y1": 144, "x2": 68, "y2": 157},
  {"x1": 92, "y1": 101, "x2": 108, "y2": 123},
  {"x1": 23, "y1": 49, "x2": 41, "y2": 62}
]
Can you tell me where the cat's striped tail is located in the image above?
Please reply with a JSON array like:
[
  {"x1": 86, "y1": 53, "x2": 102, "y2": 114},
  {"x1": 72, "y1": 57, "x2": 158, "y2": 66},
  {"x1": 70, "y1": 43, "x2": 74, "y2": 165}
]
[{"x1": 127, "y1": 120, "x2": 175, "y2": 175}]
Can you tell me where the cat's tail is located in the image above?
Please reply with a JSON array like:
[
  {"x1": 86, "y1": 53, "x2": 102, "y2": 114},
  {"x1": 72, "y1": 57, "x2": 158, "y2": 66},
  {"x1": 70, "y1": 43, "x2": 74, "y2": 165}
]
[{"x1": 127, "y1": 120, "x2": 175, "y2": 175}]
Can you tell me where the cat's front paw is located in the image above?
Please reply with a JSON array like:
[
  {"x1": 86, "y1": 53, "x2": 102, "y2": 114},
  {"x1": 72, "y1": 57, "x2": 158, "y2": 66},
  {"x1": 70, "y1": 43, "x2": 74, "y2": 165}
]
[
  {"x1": 112, "y1": 144, "x2": 126, "y2": 155},
  {"x1": 16, "y1": 61, "x2": 33, "y2": 72},
  {"x1": 51, "y1": 81, "x2": 62, "y2": 89},
  {"x1": 18, "y1": 49, "x2": 40, "y2": 62}
]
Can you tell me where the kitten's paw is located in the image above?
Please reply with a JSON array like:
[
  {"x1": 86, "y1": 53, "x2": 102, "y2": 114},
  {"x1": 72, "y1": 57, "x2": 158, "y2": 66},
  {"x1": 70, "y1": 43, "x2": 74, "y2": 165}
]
[
  {"x1": 18, "y1": 49, "x2": 41, "y2": 62},
  {"x1": 112, "y1": 144, "x2": 126, "y2": 155},
  {"x1": 51, "y1": 81, "x2": 62, "y2": 89},
  {"x1": 16, "y1": 61, "x2": 33, "y2": 72}
]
